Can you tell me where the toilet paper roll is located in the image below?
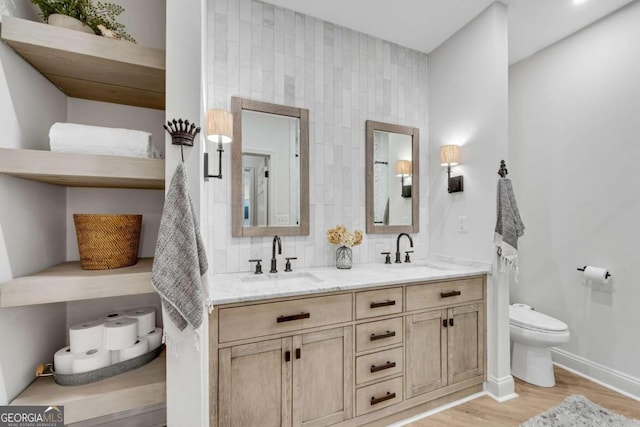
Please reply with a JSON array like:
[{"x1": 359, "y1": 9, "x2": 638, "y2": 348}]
[
  {"x1": 72, "y1": 348, "x2": 111, "y2": 374},
  {"x1": 146, "y1": 327, "x2": 163, "y2": 351},
  {"x1": 103, "y1": 318, "x2": 138, "y2": 350},
  {"x1": 101, "y1": 311, "x2": 128, "y2": 323},
  {"x1": 584, "y1": 266, "x2": 610, "y2": 284},
  {"x1": 125, "y1": 307, "x2": 156, "y2": 335},
  {"x1": 118, "y1": 337, "x2": 149, "y2": 362},
  {"x1": 53, "y1": 346, "x2": 74, "y2": 374},
  {"x1": 69, "y1": 319, "x2": 105, "y2": 353}
]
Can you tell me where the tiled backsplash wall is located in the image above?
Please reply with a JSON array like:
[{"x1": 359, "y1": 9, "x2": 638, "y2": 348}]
[{"x1": 207, "y1": 0, "x2": 429, "y2": 273}]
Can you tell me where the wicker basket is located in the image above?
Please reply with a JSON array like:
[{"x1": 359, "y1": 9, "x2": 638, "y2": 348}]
[{"x1": 73, "y1": 214, "x2": 142, "y2": 270}]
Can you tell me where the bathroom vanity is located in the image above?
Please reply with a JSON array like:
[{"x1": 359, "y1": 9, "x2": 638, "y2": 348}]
[{"x1": 208, "y1": 262, "x2": 488, "y2": 426}]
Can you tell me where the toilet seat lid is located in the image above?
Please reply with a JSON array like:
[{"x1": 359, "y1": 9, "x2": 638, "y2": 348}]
[{"x1": 509, "y1": 305, "x2": 568, "y2": 332}]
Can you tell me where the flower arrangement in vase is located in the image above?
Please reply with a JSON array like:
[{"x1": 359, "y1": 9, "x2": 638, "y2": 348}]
[
  {"x1": 30, "y1": 0, "x2": 136, "y2": 42},
  {"x1": 326, "y1": 225, "x2": 363, "y2": 269}
]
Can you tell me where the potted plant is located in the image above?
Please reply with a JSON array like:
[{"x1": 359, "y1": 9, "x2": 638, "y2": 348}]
[
  {"x1": 30, "y1": 0, "x2": 136, "y2": 42},
  {"x1": 327, "y1": 225, "x2": 363, "y2": 269}
]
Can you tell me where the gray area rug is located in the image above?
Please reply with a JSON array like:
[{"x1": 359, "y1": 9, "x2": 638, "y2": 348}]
[{"x1": 521, "y1": 395, "x2": 640, "y2": 427}]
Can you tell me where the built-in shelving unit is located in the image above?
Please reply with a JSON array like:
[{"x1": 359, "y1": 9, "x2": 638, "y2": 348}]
[
  {"x1": 0, "y1": 148, "x2": 165, "y2": 189},
  {"x1": 0, "y1": 258, "x2": 154, "y2": 308},
  {"x1": 0, "y1": 16, "x2": 165, "y2": 110},
  {"x1": 0, "y1": 14, "x2": 168, "y2": 425},
  {"x1": 11, "y1": 350, "x2": 166, "y2": 425}
]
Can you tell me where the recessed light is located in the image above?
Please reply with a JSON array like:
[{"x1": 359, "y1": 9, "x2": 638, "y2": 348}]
[{"x1": 573, "y1": 0, "x2": 587, "y2": 4}]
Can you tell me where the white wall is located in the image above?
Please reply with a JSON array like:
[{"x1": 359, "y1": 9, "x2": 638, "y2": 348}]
[
  {"x1": 0, "y1": 4, "x2": 68, "y2": 405},
  {"x1": 208, "y1": 0, "x2": 429, "y2": 273},
  {"x1": 510, "y1": 1, "x2": 640, "y2": 395},
  {"x1": 164, "y1": 0, "x2": 209, "y2": 425},
  {"x1": 427, "y1": 2, "x2": 511, "y2": 399}
]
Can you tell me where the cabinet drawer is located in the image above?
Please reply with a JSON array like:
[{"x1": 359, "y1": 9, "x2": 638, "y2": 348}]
[
  {"x1": 356, "y1": 287, "x2": 403, "y2": 319},
  {"x1": 356, "y1": 376, "x2": 403, "y2": 416},
  {"x1": 356, "y1": 317, "x2": 403, "y2": 353},
  {"x1": 356, "y1": 346, "x2": 403, "y2": 385},
  {"x1": 406, "y1": 277, "x2": 483, "y2": 312},
  {"x1": 218, "y1": 294, "x2": 352, "y2": 342}
]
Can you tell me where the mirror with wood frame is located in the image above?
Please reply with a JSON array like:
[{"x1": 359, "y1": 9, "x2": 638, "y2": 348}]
[
  {"x1": 231, "y1": 97, "x2": 309, "y2": 237},
  {"x1": 365, "y1": 120, "x2": 419, "y2": 234}
]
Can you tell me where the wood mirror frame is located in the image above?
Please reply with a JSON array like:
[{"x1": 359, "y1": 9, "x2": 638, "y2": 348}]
[
  {"x1": 231, "y1": 97, "x2": 310, "y2": 237},
  {"x1": 365, "y1": 120, "x2": 420, "y2": 234}
]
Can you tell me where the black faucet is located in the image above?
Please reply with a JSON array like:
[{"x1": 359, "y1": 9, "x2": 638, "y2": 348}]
[
  {"x1": 396, "y1": 233, "x2": 413, "y2": 263},
  {"x1": 270, "y1": 235, "x2": 282, "y2": 273}
]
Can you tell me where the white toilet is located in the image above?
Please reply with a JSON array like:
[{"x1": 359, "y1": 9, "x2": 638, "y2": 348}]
[{"x1": 509, "y1": 304, "x2": 570, "y2": 387}]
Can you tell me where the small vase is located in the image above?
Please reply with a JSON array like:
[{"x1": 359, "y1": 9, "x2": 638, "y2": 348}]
[
  {"x1": 336, "y1": 246, "x2": 353, "y2": 269},
  {"x1": 47, "y1": 14, "x2": 95, "y2": 35}
]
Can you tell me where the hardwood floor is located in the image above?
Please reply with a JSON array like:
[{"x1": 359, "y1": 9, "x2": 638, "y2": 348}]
[{"x1": 405, "y1": 366, "x2": 640, "y2": 426}]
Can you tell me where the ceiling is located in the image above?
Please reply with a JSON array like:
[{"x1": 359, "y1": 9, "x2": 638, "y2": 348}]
[{"x1": 262, "y1": 0, "x2": 635, "y2": 64}]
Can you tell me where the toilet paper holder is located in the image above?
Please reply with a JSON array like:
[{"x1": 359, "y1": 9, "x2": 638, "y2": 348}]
[{"x1": 577, "y1": 266, "x2": 611, "y2": 279}]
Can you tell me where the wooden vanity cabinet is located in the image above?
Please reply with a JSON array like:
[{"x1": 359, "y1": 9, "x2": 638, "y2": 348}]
[
  {"x1": 211, "y1": 275, "x2": 486, "y2": 427},
  {"x1": 216, "y1": 295, "x2": 353, "y2": 427},
  {"x1": 406, "y1": 302, "x2": 484, "y2": 399}
]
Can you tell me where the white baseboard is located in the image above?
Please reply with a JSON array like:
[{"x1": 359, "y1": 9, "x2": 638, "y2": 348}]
[
  {"x1": 551, "y1": 348, "x2": 640, "y2": 401},
  {"x1": 486, "y1": 375, "x2": 518, "y2": 402}
]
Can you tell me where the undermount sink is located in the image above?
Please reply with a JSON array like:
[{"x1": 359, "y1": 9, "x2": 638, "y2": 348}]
[{"x1": 240, "y1": 271, "x2": 324, "y2": 284}]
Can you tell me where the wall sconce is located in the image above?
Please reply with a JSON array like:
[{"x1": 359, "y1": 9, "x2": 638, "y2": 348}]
[
  {"x1": 440, "y1": 144, "x2": 463, "y2": 193},
  {"x1": 204, "y1": 109, "x2": 233, "y2": 180},
  {"x1": 395, "y1": 160, "x2": 412, "y2": 198}
]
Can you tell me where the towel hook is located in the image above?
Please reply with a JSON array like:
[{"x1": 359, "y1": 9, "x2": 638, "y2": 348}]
[
  {"x1": 164, "y1": 118, "x2": 201, "y2": 163},
  {"x1": 498, "y1": 160, "x2": 508, "y2": 178}
]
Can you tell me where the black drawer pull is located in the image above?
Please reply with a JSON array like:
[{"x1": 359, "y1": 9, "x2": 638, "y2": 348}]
[
  {"x1": 371, "y1": 392, "x2": 396, "y2": 406},
  {"x1": 370, "y1": 361, "x2": 396, "y2": 373},
  {"x1": 370, "y1": 330, "x2": 396, "y2": 341},
  {"x1": 370, "y1": 300, "x2": 396, "y2": 309},
  {"x1": 440, "y1": 290, "x2": 461, "y2": 298},
  {"x1": 277, "y1": 312, "x2": 310, "y2": 323},
  {"x1": 285, "y1": 351, "x2": 291, "y2": 362}
]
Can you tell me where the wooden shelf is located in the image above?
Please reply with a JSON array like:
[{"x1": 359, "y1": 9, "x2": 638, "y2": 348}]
[
  {"x1": 0, "y1": 148, "x2": 165, "y2": 189},
  {"x1": 11, "y1": 349, "x2": 166, "y2": 425},
  {"x1": 0, "y1": 16, "x2": 165, "y2": 110},
  {"x1": 0, "y1": 258, "x2": 155, "y2": 308}
]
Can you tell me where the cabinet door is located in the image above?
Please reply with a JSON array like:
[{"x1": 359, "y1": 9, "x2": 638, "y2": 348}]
[
  {"x1": 292, "y1": 326, "x2": 353, "y2": 427},
  {"x1": 447, "y1": 302, "x2": 484, "y2": 385},
  {"x1": 219, "y1": 337, "x2": 293, "y2": 427},
  {"x1": 405, "y1": 310, "x2": 447, "y2": 399}
]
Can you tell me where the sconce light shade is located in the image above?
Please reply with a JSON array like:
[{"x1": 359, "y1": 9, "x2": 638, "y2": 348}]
[
  {"x1": 206, "y1": 109, "x2": 233, "y2": 144},
  {"x1": 440, "y1": 144, "x2": 463, "y2": 193},
  {"x1": 440, "y1": 144, "x2": 460, "y2": 166},
  {"x1": 395, "y1": 160, "x2": 412, "y2": 177}
]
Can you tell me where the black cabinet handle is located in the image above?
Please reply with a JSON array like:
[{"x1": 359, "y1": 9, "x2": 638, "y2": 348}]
[
  {"x1": 440, "y1": 290, "x2": 461, "y2": 298},
  {"x1": 371, "y1": 392, "x2": 396, "y2": 406},
  {"x1": 449, "y1": 318, "x2": 454, "y2": 327},
  {"x1": 277, "y1": 312, "x2": 310, "y2": 323},
  {"x1": 443, "y1": 319, "x2": 448, "y2": 328},
  {"x1": 285, "y1": 351, "x2": 290, "y2": 362},
  {"x1": 370, "y1": 361, "x2": 396, "y2": 373},
  {"x1": 370, "y1": 330, "x2": 396, "y2": 341},
  {"x1": 370, "y1": 300, "x2": 396, "y2": 309},
  {"x1": 295, "y1": 348, "x2": 301, "y2": 359}
]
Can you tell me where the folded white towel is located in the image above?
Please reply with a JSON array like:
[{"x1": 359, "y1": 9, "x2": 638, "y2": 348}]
[{"x1": 49, "y1": 123, "x2": 158, "y2": 159}]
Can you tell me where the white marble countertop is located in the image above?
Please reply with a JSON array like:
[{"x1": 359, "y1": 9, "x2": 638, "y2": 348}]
[{"x1": 208, "y1": 258, "x2": 491, "y2": 306}]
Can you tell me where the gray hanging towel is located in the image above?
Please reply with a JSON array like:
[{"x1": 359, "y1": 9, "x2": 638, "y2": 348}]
[
  {"x1": 152, "y1": 163, "x2": 208, "y2": 330},
  {"x1": 494, "y1": 178, "x2": 525, "y2": 273}
]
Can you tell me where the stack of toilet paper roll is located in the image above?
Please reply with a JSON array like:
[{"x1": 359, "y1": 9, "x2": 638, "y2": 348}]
[{"x1": 54, "y1": 307, "x2": 163, "y2": 375}]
